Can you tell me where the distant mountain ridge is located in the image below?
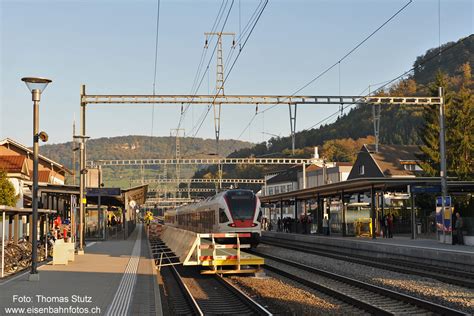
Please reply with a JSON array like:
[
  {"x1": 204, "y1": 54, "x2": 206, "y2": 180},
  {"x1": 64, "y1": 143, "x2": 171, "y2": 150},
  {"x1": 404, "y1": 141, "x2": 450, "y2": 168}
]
[
  {"x1": 227, "y1": 35, "x2": 473, "y2": 157},
  {"x1": 188, "y1": 35, "x2": 473, "y2": 192},
  {"x1": 40, "y1": 135, "x2": 253, "y2": 169}
]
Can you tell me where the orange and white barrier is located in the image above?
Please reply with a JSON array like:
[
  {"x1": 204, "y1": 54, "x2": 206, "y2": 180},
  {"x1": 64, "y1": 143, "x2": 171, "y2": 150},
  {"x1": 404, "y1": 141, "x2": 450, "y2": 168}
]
[{"x1": 156, "y1": 226, "x2": 263, "y2": 274}]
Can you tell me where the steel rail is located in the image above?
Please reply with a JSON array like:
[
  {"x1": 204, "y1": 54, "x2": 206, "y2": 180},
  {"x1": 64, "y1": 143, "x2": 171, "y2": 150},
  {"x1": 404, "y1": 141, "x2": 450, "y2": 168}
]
[
  {"x1": 261, "y1": 237, "x2": 474, "y2": 289},
  {"x1": 254, "y1": 251, "x2": 466, "y2": 315},
  {"x1": 150, "y1": 236, "x2": 271, "y2": 315},
  {"x1": 149, "y1": 238, "x2": 203, "y2": 315},
  {"x1": 215, "y1": 274, "x2": 273, "y2": 315}
]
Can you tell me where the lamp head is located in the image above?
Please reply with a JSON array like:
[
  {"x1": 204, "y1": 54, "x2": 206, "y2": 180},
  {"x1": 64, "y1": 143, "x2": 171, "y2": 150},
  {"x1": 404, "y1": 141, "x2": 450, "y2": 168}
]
[
  {"x1": 21, "y1": 77, "x2": 52, "y2": 93},
  {"x1": 38, "y1": 131, "x2": 49, "y2": 142}
]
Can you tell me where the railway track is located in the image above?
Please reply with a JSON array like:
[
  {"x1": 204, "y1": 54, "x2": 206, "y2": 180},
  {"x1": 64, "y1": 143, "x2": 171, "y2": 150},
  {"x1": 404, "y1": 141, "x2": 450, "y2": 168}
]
[
  {"x1": 261, "y1": 236, "x2": 474, "y2": 288},
  {"x1": 149, "y1": 237, "x2": 271, "y2": 315},
  {"x1": 251, "y1": 250, "x2": 467, "y2": 315}
]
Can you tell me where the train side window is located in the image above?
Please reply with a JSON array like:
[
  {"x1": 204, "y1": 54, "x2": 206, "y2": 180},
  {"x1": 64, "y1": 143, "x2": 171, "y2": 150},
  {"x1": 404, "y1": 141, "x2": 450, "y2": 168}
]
[{"x1": 219, "y1": 208, "x2": 229, "y2": 223}]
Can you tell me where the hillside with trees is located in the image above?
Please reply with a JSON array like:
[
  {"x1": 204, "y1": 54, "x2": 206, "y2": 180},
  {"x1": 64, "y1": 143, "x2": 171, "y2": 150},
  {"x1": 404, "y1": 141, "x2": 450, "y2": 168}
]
[
  {"x1": 39, "y1": 136, "x2": 253, "y2": 187},
  {"x1": 190, "y1": 34, "x2": 473, "y2": 188},
  {"x1": 40, "y1": 135, "x2": 252, "y2": 169}
]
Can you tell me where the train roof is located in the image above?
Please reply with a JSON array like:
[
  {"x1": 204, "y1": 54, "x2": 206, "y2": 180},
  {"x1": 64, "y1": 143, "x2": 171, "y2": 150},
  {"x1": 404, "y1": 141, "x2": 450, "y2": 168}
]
[{"x1": 172, "y1": 189, "x2": 256, "y2": 214}]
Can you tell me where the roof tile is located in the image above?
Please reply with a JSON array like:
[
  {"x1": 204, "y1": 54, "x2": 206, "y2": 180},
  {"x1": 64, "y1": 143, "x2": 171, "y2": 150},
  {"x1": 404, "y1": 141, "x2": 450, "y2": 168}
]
[{"x1": 0, "y1": 155, "x2": 27, "y2": 173}]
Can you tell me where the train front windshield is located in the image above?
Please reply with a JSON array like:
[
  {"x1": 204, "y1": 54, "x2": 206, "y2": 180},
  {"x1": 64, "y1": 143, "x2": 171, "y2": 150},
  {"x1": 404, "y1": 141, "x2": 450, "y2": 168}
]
[{"x1": 225, "y1": 191, "x2": 256, "y2": 220}]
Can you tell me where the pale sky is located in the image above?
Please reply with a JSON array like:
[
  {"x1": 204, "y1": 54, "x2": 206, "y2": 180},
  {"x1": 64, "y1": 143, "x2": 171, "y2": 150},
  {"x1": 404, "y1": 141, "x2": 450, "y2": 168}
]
[{"x1": 1, "y1": 0, "x2": 472, "y2": 149}]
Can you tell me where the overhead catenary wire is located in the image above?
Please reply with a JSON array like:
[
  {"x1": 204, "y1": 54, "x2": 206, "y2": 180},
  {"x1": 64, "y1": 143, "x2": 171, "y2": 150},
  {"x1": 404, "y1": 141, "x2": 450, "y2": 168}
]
[
  {"x1": 150, "y1": 0, "x2": 161, "y2": 148},
  {"x1": 261, "y1": 0, "x2": 413, "y2": 116},
  {"x1": 223, "y1": 0, "x2": 264, "y2": 72},
  {"x1": 189, "y1": 0, "x2": 268, "y2": 142},
  {"x1": 184, "y1": 0, "x2": 236, "y2": 138},
  {"x1": 171, "y1": 0, "x2": 229, "y2": 161},
  {"x1": 188, "y1": 0, "x2": 227, "y2": 97},
  {"x1": 185, "y1": 0, "x2": 264, "y2": 137},
  {"x1": 232, "y1": 37, "x2": 464, "y2": 156},
  {"x1": 176, "y1": 0, "x2": 228, "y2": 133},
  {"x1": 301, "y1": 36, "x2": 466, "y2": 132},
  {"x1": 231, "y1": 0, "x2": 413, "y2": 148}
]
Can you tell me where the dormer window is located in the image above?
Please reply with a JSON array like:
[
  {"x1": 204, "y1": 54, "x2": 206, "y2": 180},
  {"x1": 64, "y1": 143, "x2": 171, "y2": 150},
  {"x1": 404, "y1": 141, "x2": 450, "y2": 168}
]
[
  {"x1": 404, "y1": 164, "x2": 419, "y2": 171},
  {"x1": 359, "y1": 165, "x2": 365, "y2": 175},
  {"x1": 399, "y1": 160, "x2": 422, "y2": 172}
]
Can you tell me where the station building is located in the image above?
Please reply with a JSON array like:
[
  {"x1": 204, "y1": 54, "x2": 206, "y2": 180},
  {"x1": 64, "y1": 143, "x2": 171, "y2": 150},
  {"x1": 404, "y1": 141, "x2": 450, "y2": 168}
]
[
  {"x1": 0, "y1": 138, "x2": 73, "y2": 209},
  {"x1": 260, "y1": 143, "x2": 474, "y2": 243},
  {"x1": 0, "y1": 138, "x2": 147, "y2": 241}
]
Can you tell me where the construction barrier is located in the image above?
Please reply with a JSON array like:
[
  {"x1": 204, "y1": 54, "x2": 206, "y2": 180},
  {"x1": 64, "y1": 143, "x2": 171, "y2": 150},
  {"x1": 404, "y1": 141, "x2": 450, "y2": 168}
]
[{"x1": 157, "y1": 226, "x2": 263, "y2": 274}]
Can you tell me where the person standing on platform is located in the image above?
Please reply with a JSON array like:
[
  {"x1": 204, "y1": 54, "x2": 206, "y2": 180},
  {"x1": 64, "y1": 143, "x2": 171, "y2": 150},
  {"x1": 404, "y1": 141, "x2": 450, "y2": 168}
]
[
  {"x1": 454, "y1": 212, "x2": 464, "y2": 245},
  {"x1": 277, "y1": 218, "x2": 282, "y2": 232},
  {"x1": 387, "y1": 214, "x2": 394, "y2": 238},
  {"x1": 323, "y1": 215, "x2": 329, "y2": 236},
  {"x1": 382, "y1": 215, "x2": 388, "y2": 238}
]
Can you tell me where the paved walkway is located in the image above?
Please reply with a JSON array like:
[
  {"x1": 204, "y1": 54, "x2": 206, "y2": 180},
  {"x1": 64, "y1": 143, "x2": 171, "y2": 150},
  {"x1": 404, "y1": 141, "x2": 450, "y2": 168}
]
[
  {"x1": 0, "y1": 224, "x2": 161, "y2": 316},
  {"x1": 264, "y1": 231, "x2": 474, "y2": 254},
  {"x1": 302, "y1": 234, "x2": 474, "y2": 254},
  {"x1": 342, "y1": 235, "x2": 474, "y2": 253}
]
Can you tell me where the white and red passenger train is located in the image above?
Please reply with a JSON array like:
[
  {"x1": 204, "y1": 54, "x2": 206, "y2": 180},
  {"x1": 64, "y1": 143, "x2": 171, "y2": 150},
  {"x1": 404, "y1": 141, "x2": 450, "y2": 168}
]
[{"x1": 164, "y1": 189, "x2": 262, "y2": 247}]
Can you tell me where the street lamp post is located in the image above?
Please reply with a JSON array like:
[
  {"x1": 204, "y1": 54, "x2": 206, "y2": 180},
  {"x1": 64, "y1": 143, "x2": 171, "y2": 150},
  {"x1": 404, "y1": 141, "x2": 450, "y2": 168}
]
[
  {"x1": 73, "y1": 135, "x2": 89, "y2": 254},
  {"x1": 21, "y1": 77, "x2": 52, "y2": 281},
  {"x1": 438, "y1": 87, "x2": 448, "y2": 243}
]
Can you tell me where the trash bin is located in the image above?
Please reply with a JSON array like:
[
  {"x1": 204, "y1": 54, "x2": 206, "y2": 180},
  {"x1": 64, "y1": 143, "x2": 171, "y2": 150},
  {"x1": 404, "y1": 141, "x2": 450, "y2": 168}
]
[{"x1": 417, "y1": 223, "x2": 422, "y2": 234}]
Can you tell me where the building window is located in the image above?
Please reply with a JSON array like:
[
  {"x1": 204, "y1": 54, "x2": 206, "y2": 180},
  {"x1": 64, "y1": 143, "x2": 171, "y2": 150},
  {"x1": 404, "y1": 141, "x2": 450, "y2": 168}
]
[
  {"x1": 275, "y1": 187, "x2": 280, "y2": 194},
  {"x1": 287, "y1": 184, "x2": 292, "y2": 192},
  {"x1": 268, "y1": 188, "x2": 274, "y2": 195},
  {"x1": 359, "y1": 165, "x2": 365, "y2": 175},
  {"x1": 404, "y1": 164, "x2": 418, "y2": 171}
]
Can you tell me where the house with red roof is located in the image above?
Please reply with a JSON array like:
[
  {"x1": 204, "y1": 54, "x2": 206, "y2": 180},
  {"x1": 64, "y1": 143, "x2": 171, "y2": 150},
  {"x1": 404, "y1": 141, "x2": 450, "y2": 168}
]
[{"x1": 0, "y1": 138, "x2": 72, "y2": 207}]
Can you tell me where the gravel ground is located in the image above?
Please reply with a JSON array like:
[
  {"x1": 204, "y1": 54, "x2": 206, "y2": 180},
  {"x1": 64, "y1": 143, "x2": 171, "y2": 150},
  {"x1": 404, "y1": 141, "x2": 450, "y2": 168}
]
[
  {"x1": 181, "y1": 277, "x2": 209, "y2": 300},
  {"x1": 228, "y1": 274, "x2": 368, "y2": 315},
  {"x1": 256, "y1": 244, "x2": 474, "y2": 314}
]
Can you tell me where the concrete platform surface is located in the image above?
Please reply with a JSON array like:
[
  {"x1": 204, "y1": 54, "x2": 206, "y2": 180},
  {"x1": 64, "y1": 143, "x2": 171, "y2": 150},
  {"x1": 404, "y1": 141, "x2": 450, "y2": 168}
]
[
  {"x1": 0, "y1": 224, "x2": 160, "y2": 316},
  {"x1": 262, "y1": 231, "x2": 474, "y2": 272}
]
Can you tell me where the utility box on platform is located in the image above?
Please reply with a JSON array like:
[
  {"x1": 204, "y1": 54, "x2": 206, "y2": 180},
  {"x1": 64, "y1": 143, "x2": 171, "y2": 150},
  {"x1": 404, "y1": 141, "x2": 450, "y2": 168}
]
[{"x1": 52, "y1": 240, "x2": 75, "y2": 265}]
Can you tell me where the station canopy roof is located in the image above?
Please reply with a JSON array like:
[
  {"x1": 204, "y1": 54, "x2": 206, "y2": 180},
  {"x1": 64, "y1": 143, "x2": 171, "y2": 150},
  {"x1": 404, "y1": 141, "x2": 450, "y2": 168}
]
[{"x1": 260, "y1": 177, "x2": 474, "y2": 203}]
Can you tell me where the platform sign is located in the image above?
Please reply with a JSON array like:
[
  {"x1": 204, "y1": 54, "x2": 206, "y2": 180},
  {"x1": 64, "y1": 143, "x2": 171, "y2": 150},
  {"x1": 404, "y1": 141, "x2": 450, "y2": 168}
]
[
  {"x1": 436, "y1": 196, "x2": 453, "y2": 243},
  {"x1": 86, "y1": 187, "x2": 121, "y2": 197},
  {"x1": 411, "y1": 185, "x2": 441, "y2": 193},
  {"x1": 436, "y1": 196, "x2": 451, "y2": 207}
]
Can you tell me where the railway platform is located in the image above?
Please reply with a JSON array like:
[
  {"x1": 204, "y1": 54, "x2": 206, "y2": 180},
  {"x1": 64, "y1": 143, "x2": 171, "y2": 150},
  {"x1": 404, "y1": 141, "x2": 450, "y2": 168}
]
[
  {"x1": 0, "y1": 224, "x2": 161, "y2": 316},
  {"x1": 262, "y1": 231, "x2": 474, "y2": 272}
]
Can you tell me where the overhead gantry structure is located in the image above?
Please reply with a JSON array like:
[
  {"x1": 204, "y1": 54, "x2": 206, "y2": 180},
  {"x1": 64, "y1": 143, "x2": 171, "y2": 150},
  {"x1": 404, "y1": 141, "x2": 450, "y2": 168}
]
[
  {"x1": 148, "y1": 187, "x2": 224, "y2": 193},
  {"x1": 79, "y1": 86, "x2": 448, "y2": 234},
  {"x1": 81, "y1": 86, "x2": 442, "y2": 154},
  {"x1": 90, "y1": 157, "x2": 318, "y2": 190},
  {"x1": 89, "y1": 157, "x2": 318, "y2": 167},
  {"x1": 132, "y1": 178, "x2": 265, "y2": 184}
]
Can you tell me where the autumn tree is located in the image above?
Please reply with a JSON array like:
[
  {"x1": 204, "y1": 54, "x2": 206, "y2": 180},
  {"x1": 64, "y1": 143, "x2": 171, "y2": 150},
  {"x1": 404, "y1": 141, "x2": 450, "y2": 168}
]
[
  {"x1": 447, "y1": 63, "x2": 474, "y2": 180},
  {"x1": 418, "y1": 66, "x2": 473, "y2": 180},
  {"x1": 322, "y1": 136, "x2": 375, "y2": 162},
  {"x1": 0, "y1": 170, "x2": 18, "y2": 207}
]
